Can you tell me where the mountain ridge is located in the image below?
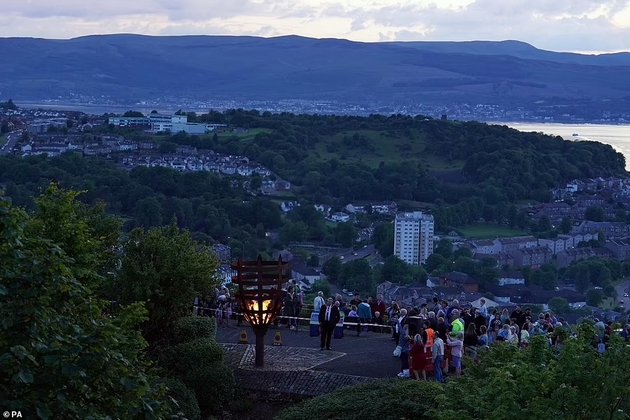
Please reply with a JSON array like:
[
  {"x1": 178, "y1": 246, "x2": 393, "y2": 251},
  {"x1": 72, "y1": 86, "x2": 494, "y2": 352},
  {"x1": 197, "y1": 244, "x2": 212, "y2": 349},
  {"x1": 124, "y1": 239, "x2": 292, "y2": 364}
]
[{"x1": 1, "y1": 34, "x2": 629, "y2": 105}]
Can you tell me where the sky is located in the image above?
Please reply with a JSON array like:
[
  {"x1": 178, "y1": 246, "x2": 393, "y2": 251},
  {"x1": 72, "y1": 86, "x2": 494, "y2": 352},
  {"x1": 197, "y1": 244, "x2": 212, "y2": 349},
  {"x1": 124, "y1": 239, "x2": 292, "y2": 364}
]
[{"x1": 2, "y1": 0, "x2": 630, "y2": 53}]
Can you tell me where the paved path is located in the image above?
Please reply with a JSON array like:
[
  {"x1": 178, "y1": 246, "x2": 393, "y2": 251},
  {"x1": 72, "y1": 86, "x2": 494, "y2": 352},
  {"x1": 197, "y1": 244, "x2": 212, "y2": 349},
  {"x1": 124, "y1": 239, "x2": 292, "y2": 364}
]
[{"x1": 217, "y1": 324, "x2": 401, "y2": 379}]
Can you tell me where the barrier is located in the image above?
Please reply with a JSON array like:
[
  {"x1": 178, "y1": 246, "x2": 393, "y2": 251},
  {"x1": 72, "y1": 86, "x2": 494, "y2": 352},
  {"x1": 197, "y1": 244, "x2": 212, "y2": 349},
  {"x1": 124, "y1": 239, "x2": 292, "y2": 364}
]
[
  {"x1": 238, "y1": 330, "x2": 249, "y2": 344},
  {"x1": 273, "y1": 331, "x2": 283, "y2": 346},
  {"x1": 334, "y1": 312, "x2": 345, "y2": 339},
  {"x1": 310, "y1": 312, "x2": 320, "y2": 337},
  {"x1": 192, "y1": 306, "x2": 393, "y2": 331}
]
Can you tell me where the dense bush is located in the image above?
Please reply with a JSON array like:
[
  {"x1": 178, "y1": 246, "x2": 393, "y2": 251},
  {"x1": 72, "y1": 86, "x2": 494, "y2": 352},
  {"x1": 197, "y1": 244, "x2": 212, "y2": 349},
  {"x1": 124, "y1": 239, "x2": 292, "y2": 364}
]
[
  {"x1": 185, "y1": 361, "x2": 236, "y2": 413},
  {"x1": 276, "y1": 379, "x2": 443, "y2": 420},
  {"x1": 160, "y1": 338, "x2": 226, "y2": 372},
  {"x1": 164, "y1": 379, "x2": 201, "y2": 420},
  {"x1": 160, "y1": 337, "x2": 236, "y2": 414},
  {"x1": 172, "y1": 315, "x2": 217, "y2": 344}
]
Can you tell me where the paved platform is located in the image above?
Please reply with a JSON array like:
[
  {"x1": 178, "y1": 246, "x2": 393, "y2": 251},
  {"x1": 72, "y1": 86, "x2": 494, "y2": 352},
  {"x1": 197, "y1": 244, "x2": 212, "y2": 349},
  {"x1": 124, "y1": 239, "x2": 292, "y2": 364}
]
[{"x1": 217, "y1": 324, "x2": 401, "y2": 379}]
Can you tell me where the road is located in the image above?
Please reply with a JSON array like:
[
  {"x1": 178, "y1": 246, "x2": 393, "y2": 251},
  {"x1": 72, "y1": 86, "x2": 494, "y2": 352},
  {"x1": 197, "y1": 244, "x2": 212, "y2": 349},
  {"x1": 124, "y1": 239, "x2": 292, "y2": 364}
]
[
  {"x1": 0, "y1": 130, "x2": 21, "y2": 155},
  {"x1": 339, "y1": 244, "x2": 376, "y2": 264},
  {"x1": 615, "y1": 279, "x2": 630, "y2": 308}
]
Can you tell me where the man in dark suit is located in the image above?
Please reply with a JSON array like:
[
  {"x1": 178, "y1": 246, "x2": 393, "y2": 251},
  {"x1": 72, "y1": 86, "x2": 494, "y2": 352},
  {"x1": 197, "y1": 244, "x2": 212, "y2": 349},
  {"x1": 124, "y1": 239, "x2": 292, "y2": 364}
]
[{"x1": 318, "y1": 297, "x2": 340, "y2": 350}]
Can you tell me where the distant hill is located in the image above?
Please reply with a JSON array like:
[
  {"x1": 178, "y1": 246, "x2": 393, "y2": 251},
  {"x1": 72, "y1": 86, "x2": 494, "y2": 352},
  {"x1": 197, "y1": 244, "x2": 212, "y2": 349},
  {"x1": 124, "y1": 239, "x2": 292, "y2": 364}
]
[
  {"x1": 1, "y1": 34, "x2": 630, "y2": 104},
  {"x1": 390, "y1": 40, "x2": 630, "y2": 66}
]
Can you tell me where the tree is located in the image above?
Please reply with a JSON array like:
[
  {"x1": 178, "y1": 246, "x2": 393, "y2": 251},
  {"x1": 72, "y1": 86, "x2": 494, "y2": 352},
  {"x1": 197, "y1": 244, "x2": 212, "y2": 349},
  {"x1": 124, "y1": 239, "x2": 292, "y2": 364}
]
[
  {"x1": 117, "y1": 220, "x2": 221, "y2": 345},
  {"x1": 308, "y1": 254, "x2": 320, "y2": 267},
  {"x1": 586, "y1": 289, "x2": 605, "y2": 307},
  {"x1": 0, "y1": 196, "x2": 179, "y2": 419},
  {"x1": 322, "y1": 256, "x2": 342, "y2": 284},
  {"x1": 453, "y1": 247, "x2": 473, "y2": 259},
  {"x1": 434, "y1": 238, "x2": 453, "y2": 259},
  {"x1": 380, "y1": 255, "x2": 409, "y2": 284},
  {"x1": 0, "y1": 121, "x2": 9, "y2": 134},
  {"x1": 336, "y1": 221, "x2": 357, "y2": 248},
  {"x1": 585, "y1": 205, "x2": 605, "y2": 222},
  {"x1": 250, "y1": 173, "x2": 262, "y2": 190},
  {"x1": 559, "y1": 216, "x2": 573, "y2": 234},
  {"x1": 372, "y1": 223, "x2": 393, "y2": 257},
  {"x1": 311, "y1": 279, "x2": 331, "y2": 298},
  {"x1": 133, "y1": 196, "x2": 163, "y2": 228},
  {"x1": 548, "y1": 297, "x2": 570, "y2": 314},
  {"x1": 425, "y1": 253, "x2": 447, "y2": 273},
  {"x1": 438, "y1": 325, "x2": 630, "y2": 419},
  {"x1": 537, "y1": 215, "x2": 552, "y2": 232},
  {"x1": 123, "y1": 110, "x2": 145, "y2": 117}
]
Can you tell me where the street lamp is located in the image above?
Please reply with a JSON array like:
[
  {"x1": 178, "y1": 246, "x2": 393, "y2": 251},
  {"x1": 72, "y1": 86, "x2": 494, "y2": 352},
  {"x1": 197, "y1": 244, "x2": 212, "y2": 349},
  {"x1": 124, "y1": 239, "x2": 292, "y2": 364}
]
[{"x1": 232, "y1": 255, "x2": 289, "y2": 367}]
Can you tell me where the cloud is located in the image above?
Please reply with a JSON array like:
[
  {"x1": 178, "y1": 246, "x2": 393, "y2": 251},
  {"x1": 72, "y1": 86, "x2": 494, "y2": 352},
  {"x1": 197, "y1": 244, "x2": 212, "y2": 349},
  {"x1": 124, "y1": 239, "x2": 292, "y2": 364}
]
[{"x1": 0, "y1": 0, "x2": 629, "y2": 52}]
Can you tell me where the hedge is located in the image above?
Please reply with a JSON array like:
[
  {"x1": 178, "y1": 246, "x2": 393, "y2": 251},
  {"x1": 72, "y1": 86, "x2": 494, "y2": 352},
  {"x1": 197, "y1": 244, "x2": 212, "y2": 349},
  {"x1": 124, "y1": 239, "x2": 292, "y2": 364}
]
[
  {"x1": 275, "y1": 379, "x2": 443, "y2": 420},
  {"x1": 164, "y1": 379, "x2": 201, "y2": 420},
  {"x1": 172, "y1": 316, "x2": 217, "y2": 344}
]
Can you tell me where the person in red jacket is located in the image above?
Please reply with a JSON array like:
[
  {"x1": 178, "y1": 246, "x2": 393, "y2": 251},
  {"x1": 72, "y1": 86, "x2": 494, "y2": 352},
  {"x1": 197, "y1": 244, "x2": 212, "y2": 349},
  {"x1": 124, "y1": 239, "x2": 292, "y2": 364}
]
[{"x1": 371, "y1": 294, "x2": 386, "y2": 321}]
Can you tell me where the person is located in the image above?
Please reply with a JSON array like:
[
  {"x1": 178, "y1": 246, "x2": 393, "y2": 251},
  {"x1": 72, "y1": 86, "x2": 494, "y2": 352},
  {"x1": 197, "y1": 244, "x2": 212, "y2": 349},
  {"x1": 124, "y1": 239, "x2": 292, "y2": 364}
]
[
  {"x1": 350, "y1": 293, "x2": 362, "y2": 307},
  {"x1": 397, "y1": 309, "x2": 411, "y2": 374},
  {"x1": 283, "y1": 285, "x2": 298, "y2": 330},
  {"x1": 409, "y1": 334, "x2": 428, "y2": 380},
  {"x1": 464, "y1": 322, "x2": 478, "y2": 358},
  {"x1": 318, "y1": 297, "x2": 340, "y2": 350},
  {"x1": 371, "y1": 294, "x2": 386, "y2": 320},
  {"x1": 292, "y1": 280, "x2": 304, "y2": 319},
  {"x1": 357, "y1": 299, "x2": 372, "y2": 335},
  {"x1": 313, "y1": 291, "x2": 325, "y2": 313},
  {"x1": 449, "y1": 310, "x2": 464, "y2": 337},
  {"x1": 432, "y1": 332, "x2": 445, "y2": 383},
  {"x1": 447, "y1": 331, "x2": 464, "y2": 376}
]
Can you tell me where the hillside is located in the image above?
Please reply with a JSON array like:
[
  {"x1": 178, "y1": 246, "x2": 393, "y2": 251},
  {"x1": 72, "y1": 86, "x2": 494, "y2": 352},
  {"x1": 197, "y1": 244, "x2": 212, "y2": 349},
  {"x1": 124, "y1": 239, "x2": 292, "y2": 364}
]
[{"x1": 1, "y1": 35, "x2": 630, "y2": 104}]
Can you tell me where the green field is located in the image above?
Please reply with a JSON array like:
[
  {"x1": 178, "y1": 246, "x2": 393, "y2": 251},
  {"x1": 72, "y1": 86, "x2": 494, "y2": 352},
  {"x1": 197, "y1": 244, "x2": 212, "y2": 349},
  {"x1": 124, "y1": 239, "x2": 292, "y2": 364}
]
[
  {"x1": 309, "y1": 129, "x2": 464, "y2": 170},
  {"x1": 217, "y1": 127, "x2": 271, "y2": 140},
  {"x1": 457, "y1": 223, "x2": 527, "y2": 239}
]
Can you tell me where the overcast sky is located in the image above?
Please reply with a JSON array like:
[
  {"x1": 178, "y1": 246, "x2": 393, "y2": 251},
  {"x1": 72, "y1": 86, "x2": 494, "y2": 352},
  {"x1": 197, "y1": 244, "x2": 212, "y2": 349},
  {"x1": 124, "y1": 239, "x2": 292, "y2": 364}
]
[{"x1": 2, "y1": 0, "x2": 630, "y2": 52}]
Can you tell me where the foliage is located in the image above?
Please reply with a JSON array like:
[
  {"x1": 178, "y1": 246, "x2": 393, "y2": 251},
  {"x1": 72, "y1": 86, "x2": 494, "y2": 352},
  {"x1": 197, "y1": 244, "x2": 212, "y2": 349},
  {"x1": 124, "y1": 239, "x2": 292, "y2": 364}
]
[
  {"x1": 27, "y1": 183, "x2": 122, "y2": 293},
  {"x1": 276, "y1": 379, "x2": 443, "y2": 420},
  {"x1": 547, "y1": 297, "x2": 570, "y2": 314},
  {"x1": 586, "y1": 289, "x2": 606, "y2": 307},
  {"x1": 117, "y1": 219, "x2": 221, "y2": 345},
  {"x1": 0, "y1": 197, "x2": 180, "y2": 419},
  {"x1": 164, "y1": 379, "x2": 201, "y2": 420},
  {"x1": 438, "y1": 326, "x2": 630, "y2": 420},
  {"x1": 160, "y1": 338, "x2": 235, "y2": 415},
  {"x1": 311, "y1": 279, "x2": 332, "y2": 298},
  {"x1": 172, "y1": 316, "x2": 217, "y2": 344}
]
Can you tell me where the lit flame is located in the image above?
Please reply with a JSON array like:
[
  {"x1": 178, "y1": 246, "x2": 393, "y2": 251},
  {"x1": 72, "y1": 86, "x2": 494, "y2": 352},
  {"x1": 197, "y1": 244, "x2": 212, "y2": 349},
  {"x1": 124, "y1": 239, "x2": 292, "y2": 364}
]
[{"x1": 244, "y1": 298, "x2": 276, "y2": 325}]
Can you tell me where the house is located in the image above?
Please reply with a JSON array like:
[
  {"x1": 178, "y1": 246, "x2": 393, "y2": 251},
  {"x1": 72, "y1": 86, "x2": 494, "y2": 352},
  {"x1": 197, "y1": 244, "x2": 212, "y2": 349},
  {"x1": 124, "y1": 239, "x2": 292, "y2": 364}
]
[
  {"x1": 211, "y1": 244, "x2": 231, "y2": 261},
  {"x1": 574, "y1": 221, "x2": 629, "y2": 239},
  {"x1": 330, "y1": 212, "x2": 350, "y2": 223},
  {"x1": 539, "y1": 237, "x2": 566, "y2": 254},
  {"x1": 370, "y1": 202, "x2": 398, "y2": 214},
  {"x1": 566, "y1": 179, "x2": 585, "y2": 193},
  {"x1": 345, "y1": 204, "x2": 365, "y2": 214},
  {"x1": 473, "y1": 253, "x2": 514, "y2": 268},
  {"x1": 494, "y1": 236, "x2": 538, "y2": 253},
  {"x1": 280, "y1": 201, "x2": 300, "y2": 213},
  {"x1": 314, "y1": 204, "x2": 332, "y2": 218},
  {"x1": 275, "y1": 181, "x2": 291, "y2": 190},
  {"x1": 513, "y1": 246, "x2": 552, "y2": 268},
  {"x1": 291, "y1": 263, "x2": 321, "y2": 285},
  {"x1": 471, "y1": 239, "x2": 497, "y2": 255},
  {"x1": 557, "y1": 247, "x2": 596, "y2": 268},
  {"x1": 441, "y1": 271, "x2": 479, "y2": 294},
  {"x1": 498, "y1": 271, "x2": 526, "y2": 286},
  {"x1": 605, "y1": 239, "x2": 630, "y2": 260}
]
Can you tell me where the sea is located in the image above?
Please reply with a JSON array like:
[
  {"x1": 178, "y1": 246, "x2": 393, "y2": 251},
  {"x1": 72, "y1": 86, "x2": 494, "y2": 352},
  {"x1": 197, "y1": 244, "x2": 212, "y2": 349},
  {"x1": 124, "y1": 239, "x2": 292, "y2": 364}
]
[{"x1": 505, "y1": 123, "x2": 630, "y2": 170}]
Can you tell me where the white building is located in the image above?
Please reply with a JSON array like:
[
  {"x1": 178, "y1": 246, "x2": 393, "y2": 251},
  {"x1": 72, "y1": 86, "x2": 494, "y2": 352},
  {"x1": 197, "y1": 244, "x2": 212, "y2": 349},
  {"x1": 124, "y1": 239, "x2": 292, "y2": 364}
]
[{"x1": 394, "y1": 211, "x2": 434, "y2": 265}]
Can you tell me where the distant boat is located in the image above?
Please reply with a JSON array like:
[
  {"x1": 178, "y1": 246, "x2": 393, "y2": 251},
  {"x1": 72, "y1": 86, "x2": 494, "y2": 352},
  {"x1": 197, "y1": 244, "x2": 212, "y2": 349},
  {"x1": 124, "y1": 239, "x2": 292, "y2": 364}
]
[{"x1": 572, "y1": 133, "x2": 579, "y2": 136}]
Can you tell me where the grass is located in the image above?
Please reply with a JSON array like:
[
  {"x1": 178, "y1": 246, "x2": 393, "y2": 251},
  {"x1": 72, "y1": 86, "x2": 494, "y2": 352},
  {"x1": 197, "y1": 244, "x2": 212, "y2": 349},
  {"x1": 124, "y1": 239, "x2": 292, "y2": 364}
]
[
  {"x1": 217, "y1": 128, "x2": 271, "y2": 140},
  {"x1": 308, "y1": 129, "x2": 464, "y2": 170},
  {"x1": 457, "y1": 223, "x2": 528, "y2": 239},
  {"x1": 0, "y1": 135, "x2": 5, "y2": 147}
]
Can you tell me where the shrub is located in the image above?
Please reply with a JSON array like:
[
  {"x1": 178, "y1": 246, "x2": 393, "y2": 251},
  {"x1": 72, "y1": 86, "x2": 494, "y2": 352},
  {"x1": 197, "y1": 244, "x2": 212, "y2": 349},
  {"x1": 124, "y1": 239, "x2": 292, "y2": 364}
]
[
  {"x1": 172, "y1": 316, "x2": 217, "y2": 344},
  {"x1": 159, "y1": 337, "x2": 236, "y2": 415},
  {"x1": 185, "y1": 361, "x2": 236, "y2": 413},
  {"x1": 275, "y1": 379, "x2": 443, "y2": 420},
  {"x1": 164, "y1": 379, "x2": 201, "y2": 420},
  {"x1": 160, "y1": 338, "x2": 225, "y2": 373}
]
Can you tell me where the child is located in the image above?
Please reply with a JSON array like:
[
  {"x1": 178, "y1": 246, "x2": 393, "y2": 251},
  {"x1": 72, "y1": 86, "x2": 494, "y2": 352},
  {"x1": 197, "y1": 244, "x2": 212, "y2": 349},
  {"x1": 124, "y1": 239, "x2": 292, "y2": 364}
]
[{"x1": 447, "y1": 331, "x2": 464, "y2": 376}]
